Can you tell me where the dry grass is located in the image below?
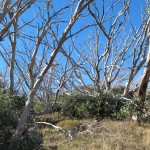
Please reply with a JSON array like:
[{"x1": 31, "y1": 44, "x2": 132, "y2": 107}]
[{"x1": 38, "y1": 119, "x2": 150, "y2": 150}]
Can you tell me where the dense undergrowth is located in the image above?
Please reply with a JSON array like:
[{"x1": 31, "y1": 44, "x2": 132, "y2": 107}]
[
  {"x1": 0, "y1": 86, "x2": 150, "y2": 149},
  {"x1": 0, "y1": 89, "x2": 43, "y2": 150}
]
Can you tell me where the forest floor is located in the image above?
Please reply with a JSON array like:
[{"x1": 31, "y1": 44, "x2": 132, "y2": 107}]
[{"x1": 36, "y1": 113, "x2": 150, "y2": 150}]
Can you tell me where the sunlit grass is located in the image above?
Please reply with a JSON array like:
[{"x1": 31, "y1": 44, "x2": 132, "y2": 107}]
[{"x1": 38, "y1": 119, "x2": 150, "y2": 150}]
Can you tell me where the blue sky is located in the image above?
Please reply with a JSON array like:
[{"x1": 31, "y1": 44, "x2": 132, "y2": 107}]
[{"x1": 0, "y1": 0, "x2": 149, "y2": 88}]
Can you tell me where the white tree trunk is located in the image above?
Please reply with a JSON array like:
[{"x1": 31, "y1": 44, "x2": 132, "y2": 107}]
[
  {"x1": 9, "y1": 19, "x2": 17, "y2": 93},
  {"x1": 9, "y1": 91, "x2": 35, "y2": 148},
  {"x1": 9, "y1": 0, "x2": 93, "y2": 149}
]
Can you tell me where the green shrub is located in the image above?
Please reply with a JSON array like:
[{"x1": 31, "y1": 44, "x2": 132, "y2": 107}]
[
  {"x1": 0, "y1": 89, "x2": 43, "y2": 150},
  {"x1": 32, "y1": 100, "x2": 46, "y2": 113},
  {"x1": 113, "y1": 98, "x2": 150, "y2": 121},
  {"x1": 16, "y1": 129, "x2": 43, "y2": 150},
  {"x1": 59, "y1": 93, "x2": 127, "y2": 120},
  {"x1": 0, "y1": 89, "x2": 26, "y2": 111},
  {"x1": 99, "y1": 92, "x2": 125, "y2": 119},
  {"x1": 59, "y1": 94, "x2": 100, "y2": 119},
  {"x1": 131, "y1": 98, "x2": 150, "y2": 123},
  {"x1": 112, "y1": 85, "x2": 125, "y2": 96},
  {"x1": 59, "y1": 92, "x2": 150, "y2": 121}
]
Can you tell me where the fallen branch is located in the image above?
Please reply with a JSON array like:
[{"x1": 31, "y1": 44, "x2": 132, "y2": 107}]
[{"x1": 35, "y1": 122, "x2": 73, "y2": 143}]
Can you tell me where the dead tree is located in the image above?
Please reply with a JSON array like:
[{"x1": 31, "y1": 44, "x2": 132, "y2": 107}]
[
  {"x1": 123, "y1": 13, "x2": 149, "y2": 98},
  {"x1": 0, "y1": 0, "x2": 36, "y2": 41},
  {"x1": 87, "y1": 0, "x2": 132, "y2": 91},
  {"x1": 0, "y1": 0, "x2": 36, "y2": 92},
  {"x1": 136, "y1": 16, "x2": 150, "y2": 122},
  {"x1": 8, "y1": 0, "x2": 94, "y2": 149}
]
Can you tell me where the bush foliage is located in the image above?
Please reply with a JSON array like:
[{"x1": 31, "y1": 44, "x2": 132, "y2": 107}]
[
  {"x1": 59, "y1": 92, "x2": 150, "y2": 121},
  {"x1": 59, "y1": 92, "x2": 128, "y2": 120},
  {"x1": 0, "y1": 89, "x2": 43, "y2": 150},
  {"x1": 59, "y1": 94, "x2": 100, "y2": 119},
  {"x1": 0, "y1": 86, "x2": 149, "y2": 149},
  {"x1": 112, "y1": 85, "x2": 125, "y2": 96}
]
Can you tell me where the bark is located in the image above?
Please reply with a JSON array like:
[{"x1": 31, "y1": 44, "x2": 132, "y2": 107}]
[
  {"x1": 123, "y1": 76, "x2": 134, "y2": 98},
  {"x1": 9, "y1": 17, "x2": 17, "y2": 93},
  {"x1": 9, "y1": 91, "x2": 35, "y2": 149},
  {"x1": 136, "y1": 20, "x2": 150, "y2": 122},
  {"x1": 9, "y1": 42, "x2": 16, "y2": 93},
  {"x1": 137, "y1": 52, "x2": 150, "y2": 99},
  {"x1": 105, "y1": 81, "x2": 111, "y2": 92}
]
